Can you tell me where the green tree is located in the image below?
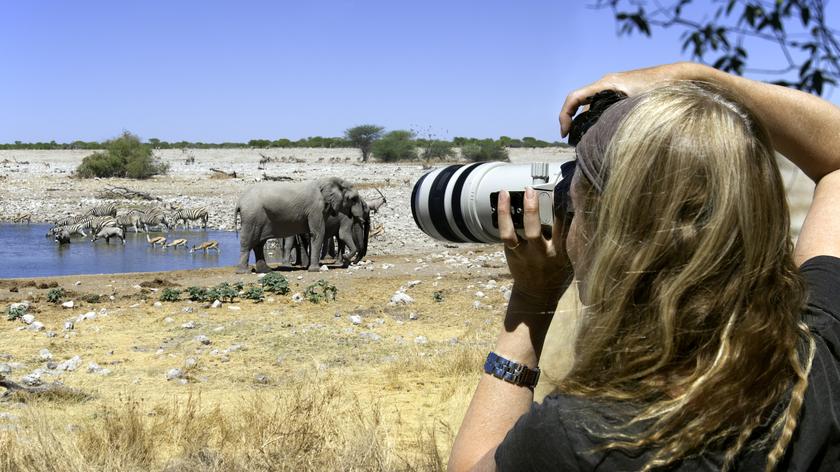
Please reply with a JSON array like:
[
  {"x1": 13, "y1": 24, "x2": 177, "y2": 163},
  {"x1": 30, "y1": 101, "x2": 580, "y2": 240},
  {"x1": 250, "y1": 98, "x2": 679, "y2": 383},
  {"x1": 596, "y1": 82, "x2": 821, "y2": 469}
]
[
  {"x1": 344, "y1": 125, "x2": 384, "y2": 162},
  {"x1": 460, "y1": 140, "x2": 509, "y2": 162},
  {"x1": 371, "y1": 130, "x2": 417, "y2": 162},
  {"x1": 76, "y1": 131, "x2": 168, "y2": 179},
  {"x1": 596, "y1": 0, "x2": 838, "y2": 95}
]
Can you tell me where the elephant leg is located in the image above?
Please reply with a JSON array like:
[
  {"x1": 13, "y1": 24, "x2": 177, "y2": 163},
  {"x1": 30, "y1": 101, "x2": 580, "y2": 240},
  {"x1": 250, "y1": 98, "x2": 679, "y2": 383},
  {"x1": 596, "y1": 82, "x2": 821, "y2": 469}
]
[
  {"x1": 338, "y1": 226, "x2": 356, "y2": 267},
  {"x1": 236, "y1": 248, "x2": 251, "y2": 273},
  {"x1": 297, "y1": 234, "x2": 310, "y2": 268},
  {"x1": 254, "y1": 241, "x2": 271, "y2": 273}
]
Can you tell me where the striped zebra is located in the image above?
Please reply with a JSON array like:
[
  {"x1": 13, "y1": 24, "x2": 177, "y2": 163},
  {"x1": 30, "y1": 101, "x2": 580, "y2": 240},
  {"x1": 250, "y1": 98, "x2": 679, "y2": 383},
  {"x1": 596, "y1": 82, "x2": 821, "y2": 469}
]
[
  {"x1": 115, "y1": 210, "x2": 145, "y2": 233},
  {"x1": 172, "y1": 207, "x2": 209, "y2": 229},
  {"x1": 84, "y1": 202, "x2": 118, "y2": 217},
  {"x1": 51, "y1": 222, "x2": 90, "y2": 239},
  {"x1": 140, "y1": 209, "x2": 170, "y2": 232},
  {"x1": 85, "y1": 216, "x2": 118, "y2": 234},
  {"x1": 54, "y1": 214, "x2": 90, "y2": 227}
]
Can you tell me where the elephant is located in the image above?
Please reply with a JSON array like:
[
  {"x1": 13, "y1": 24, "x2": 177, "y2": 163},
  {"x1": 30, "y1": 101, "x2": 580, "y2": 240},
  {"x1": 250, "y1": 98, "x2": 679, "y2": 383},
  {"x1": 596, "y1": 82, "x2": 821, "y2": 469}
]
[
  {"x1": 280, "y1": 198, "x2": 371, "y2": 268},
  {"x1": 234, "y1": 177, "x2": 364, "y2": 273},
  {"x1": 92, "y1": 227, "x2": 126, "y2": 245}
]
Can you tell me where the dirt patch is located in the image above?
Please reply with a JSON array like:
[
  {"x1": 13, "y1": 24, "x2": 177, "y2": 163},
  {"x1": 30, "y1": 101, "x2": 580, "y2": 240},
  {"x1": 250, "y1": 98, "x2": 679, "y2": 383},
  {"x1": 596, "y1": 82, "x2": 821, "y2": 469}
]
[{"x1": 138, "y1": 278, "x2": 180, "y2": 288}]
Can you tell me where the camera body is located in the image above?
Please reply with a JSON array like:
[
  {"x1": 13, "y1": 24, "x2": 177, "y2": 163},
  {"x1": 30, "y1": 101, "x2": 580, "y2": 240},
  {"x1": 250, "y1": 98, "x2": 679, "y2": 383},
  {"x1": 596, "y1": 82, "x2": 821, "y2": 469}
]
[{"x1": 411, "y1": 160, "x2": 575, "y2": 243}]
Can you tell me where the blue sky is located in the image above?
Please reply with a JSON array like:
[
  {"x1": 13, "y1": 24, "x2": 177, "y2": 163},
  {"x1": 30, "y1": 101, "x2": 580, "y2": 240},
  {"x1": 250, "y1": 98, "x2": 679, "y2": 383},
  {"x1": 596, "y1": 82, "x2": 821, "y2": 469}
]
[{"x1": 2, "y1": 1, "x2": 836, "y2": 143}]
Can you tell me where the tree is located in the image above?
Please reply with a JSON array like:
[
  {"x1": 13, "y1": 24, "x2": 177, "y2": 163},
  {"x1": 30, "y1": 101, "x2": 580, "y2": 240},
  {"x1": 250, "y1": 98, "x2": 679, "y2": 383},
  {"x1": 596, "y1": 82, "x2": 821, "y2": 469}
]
[
  {"x1": 595, "y1": 0, "x2": 838, "y2": 95},
  {"x1": 371, "y1": 130, "x2": 417, "y2": 162},
  {"x1": 344, "y1": 125, "x2": 384, "y2": 162},
  {"x1": 76, "y1": 131, "x2": 168, "y2": 179}
]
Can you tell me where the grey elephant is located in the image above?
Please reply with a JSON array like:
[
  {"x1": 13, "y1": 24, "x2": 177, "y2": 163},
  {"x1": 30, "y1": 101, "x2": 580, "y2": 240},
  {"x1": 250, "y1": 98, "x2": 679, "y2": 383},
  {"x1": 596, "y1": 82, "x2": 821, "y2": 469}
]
[
  {"x1": 282, "y1": 199, "x2": 370, "y2": 268},
  {"x1": 92, "y1": 227, "x2": 126, "y2": 245},
  {"x1": 234, "y1": 177, "x2": 364, "y2": 273}
]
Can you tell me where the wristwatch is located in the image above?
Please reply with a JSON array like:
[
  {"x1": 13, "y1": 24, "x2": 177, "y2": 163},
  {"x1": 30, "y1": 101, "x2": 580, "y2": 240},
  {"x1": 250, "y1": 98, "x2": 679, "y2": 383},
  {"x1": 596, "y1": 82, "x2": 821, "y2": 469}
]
[{"x1": 484, "y1": 352, "x2": 540, "y2": 390}]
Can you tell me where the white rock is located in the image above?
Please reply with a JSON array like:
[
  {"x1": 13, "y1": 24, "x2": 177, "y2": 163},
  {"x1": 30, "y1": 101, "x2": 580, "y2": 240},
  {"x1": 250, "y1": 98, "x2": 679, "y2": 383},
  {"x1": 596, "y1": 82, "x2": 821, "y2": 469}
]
[
  {"x1": 228, "y1": 305, "x2": 241, "y2": 311},
  {"x1": 28, "y1": 322, "x2": 45, "y2": 332},
  {"x1": 61, "y1": 301, "x2": 74, "y2": 309},
  {"x1": 153, "y1": 301, "x2": 163, "y2": 308},
  {"x1": 182, "y1": 306, "x2": 194, "y2": 313},
  {"x1": 409, "y1": 312, "x2": 418, "y2": 321},
  {"x1": 472, "y1": 301, "x2": 482, "y2": 309},
  {"x1": 21, "y1": 371, "x2": 42, "y2": 386},
  {"x1": 57, "y1": 356, "x2": 82, "y2": 372},
  {"x1": 164, "y1": 317, "x2": 174, "y2": 323},
  {"x1": 210, "y1": 299, "x2": 222, "y2": 308},
  {"x1": 319, "y1": 265, "x2": 329, "y2": 272},
  {"x1": 21, "y1": 314, "x2": 35, "y2": 325},
  {"x1": 63, "y1": 321, "x2": 74, "y2": 331},
  {"x1": 0, "y1": 364, "x2": 11, "y2": 375},
  {"x1": 74, "y1": 281, "x2": 81, "y2": 286},
  {"x1": 291, "y1": 293, "x2": 304, "y2": 303},
  {"x1": 414, "y1": 335, "x2": 429, "y2": 345},
  {"x1": 475, "y1": 291, "x2": 485, "y2": 298},
  {"x1": 184, "y1": 358, "x2": 197, "y2": 368},
  {"x1": 195, "y1": 335, "x2": 211, "y2": 345},
  {"x1": 390, "y1": 292, "x2": 414, "y2": 305},
  {"x1": 87, "y1": 362, "x2": 110, "y2": 375},
  {"x1": 166, "y1": 368, "x2": 183, "y2": 380},
  {"x1": 349, "y1": 315, "x2": 363, "y2": 325},
  {"x1": 406, "y1": 280, "x2": 422, "y2": 288},
  {"x1": 76, "y1": 311, "x2": 96, "y2": 322},
  {"x1": 39, "y1": 349, "x2": 52, "y2": 361},
  {"x1": 181, "y1": 321, "x2": 196, "y2": 329}
]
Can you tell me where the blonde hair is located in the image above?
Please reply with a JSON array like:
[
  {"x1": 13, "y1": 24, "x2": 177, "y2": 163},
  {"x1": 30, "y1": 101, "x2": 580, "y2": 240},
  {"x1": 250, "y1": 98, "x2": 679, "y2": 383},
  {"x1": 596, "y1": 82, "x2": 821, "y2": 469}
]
[{"x1": 557, "y1": 82, "x2": 815, "y2": 471}]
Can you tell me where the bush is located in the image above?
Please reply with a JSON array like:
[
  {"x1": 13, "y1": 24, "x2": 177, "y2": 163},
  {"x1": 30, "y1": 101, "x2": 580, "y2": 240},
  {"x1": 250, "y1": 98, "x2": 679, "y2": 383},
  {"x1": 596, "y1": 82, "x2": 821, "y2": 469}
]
[
  {"x1": 159, "y1": 288, "x2": 181, "y2": 302},
  {"x1": 372, "y1": 130, "x2": 417, "y2": 162},
  {"x1": 47, "y1": 287, "x2": 65, "y2": 304},
  {"x1": 460, "y1": 140, "x2": 509, "y2": 162},
  {"x1": 304, "y1": 279, "x2": 338, "y2": 304},
  {"x1": 345, "y1": 125, "x2": 384, "y2": 162},
  {"x1": 7, "y1": 304, "x2": 26, "y2": 321},
  {"x1": 432, "y1": 290, "x2": 445, "y2": 303},
  {"x1": 81, "y1": 293, "x2": 101, "y2": 304},
  {"x1": 76, "y1": 131, "x2": 168, "y2": 179},
  {"x1": 243, "y1": 286, "x2": 264, "y2": 302},
  {"x1": 187, "y1": 286, "x2": 209, "y2": 302},
  {"x1": 214, "y1": 283, "x2": 238, "y2": 303},
  {"x1": 261, "y1": 272, "x2": 290, "y2": 295},
  {"x1": 421, "y1": 140, "x2": 455, "y2": 160}
]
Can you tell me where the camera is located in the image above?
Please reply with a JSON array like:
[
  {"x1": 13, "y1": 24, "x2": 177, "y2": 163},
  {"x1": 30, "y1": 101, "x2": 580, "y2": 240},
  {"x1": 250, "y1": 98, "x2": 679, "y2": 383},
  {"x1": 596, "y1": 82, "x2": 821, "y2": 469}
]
[{"x1": 411, "y1": 160, "x2": 576, "y2": 243}]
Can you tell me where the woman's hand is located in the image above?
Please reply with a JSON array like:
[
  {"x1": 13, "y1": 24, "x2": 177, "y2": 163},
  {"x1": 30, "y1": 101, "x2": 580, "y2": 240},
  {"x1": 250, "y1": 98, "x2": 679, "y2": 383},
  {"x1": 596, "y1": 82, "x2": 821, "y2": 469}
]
[
  {"x1": 498, "y1": 187, "x2": 573, "y2": 311},
  {"x1": 559, "y1": 62, "x2": 698, "y2": 137}
]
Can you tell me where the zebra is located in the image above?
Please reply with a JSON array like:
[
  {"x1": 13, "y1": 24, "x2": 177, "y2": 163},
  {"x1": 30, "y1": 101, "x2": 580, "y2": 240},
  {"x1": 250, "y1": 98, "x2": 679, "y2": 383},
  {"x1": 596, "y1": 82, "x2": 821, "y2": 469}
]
[
  {"x1": 84, "y1": 202, "x2": 118, "y2": 217},
  {"x1": 115, "y1": 209, "x2": 145, "y2": 233},
  {"x1": 54, "y1": 214, "x2": 90, "y2": 227},
  {"x1": 139, "y1": 209, "x2": 170, "y2": 232},
  {"x1": 52, "y1": 222, "x2": 89, "y2": 240},
  {"x1": 86, "y1": 216, "x2": 118, "y2": 234},
  {"x1": 172, "y1": 207, "x2": 209, "y2": 230}
]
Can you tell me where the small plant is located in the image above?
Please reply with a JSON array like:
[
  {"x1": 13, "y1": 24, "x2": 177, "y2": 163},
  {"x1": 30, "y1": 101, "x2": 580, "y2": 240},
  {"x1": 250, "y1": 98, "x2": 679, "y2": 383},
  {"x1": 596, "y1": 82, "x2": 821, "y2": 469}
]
[
  {"x1": 243, "y1": 286, "x2": 264, "y2": 302},
  {"x1": 261, "y1": 272, "x2": 290, "y2": 295},
  {"x1": 304, "y1": 279, "x2": 338, "y2": 304},
  {"x1": 46, "y1": 287, "x2": 65, "y2": 304},
  {"x1": 233, "y1": 281, "x2": 245, "y2": 292},
  {"x1": 81, "y1": 293, "x2": 101, "y2": 304},
  {"x1": 159, "y1": 288, "x2": 181, "y2": 302},
  {"x1": 214, "y1": 283, "x2": 238, "y2": 303},
  {"x1": 187, "y1": 286, "x2": 209, "y2": 302},
  {"x1": 7, "y1": 304, "x2": 26, "y2": 321},
  {"x1": 433, "y1": 291, "x2": 445, "y2": 303}
]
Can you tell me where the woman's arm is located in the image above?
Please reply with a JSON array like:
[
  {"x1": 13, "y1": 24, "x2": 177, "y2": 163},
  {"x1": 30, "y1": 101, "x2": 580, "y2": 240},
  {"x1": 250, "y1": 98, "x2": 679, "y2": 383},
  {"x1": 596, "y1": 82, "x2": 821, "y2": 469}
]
[
  {"x1": 559, "y1": 61, "x2": 840, "y2": 264},
  {"x1": 448, "y1": 188, "x2": 574, "y2": 472}
]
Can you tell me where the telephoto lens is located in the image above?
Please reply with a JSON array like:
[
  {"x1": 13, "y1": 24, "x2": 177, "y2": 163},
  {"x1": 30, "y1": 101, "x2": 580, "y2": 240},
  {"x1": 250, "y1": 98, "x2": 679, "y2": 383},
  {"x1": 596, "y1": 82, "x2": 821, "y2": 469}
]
[{"x1": 411, "y1": 160, "x2": 575, "y2": 243}]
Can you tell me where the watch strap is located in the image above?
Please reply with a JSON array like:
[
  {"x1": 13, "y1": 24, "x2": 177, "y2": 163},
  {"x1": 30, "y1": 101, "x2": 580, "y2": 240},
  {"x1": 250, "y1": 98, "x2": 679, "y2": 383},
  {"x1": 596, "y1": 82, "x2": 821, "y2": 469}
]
[{"x1": 484, "y1": 351, "x2": 540, "y2": 390}]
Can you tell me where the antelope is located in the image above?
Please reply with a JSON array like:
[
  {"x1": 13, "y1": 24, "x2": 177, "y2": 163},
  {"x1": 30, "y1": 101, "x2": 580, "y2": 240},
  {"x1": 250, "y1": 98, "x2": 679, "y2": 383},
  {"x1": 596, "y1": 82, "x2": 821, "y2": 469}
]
[
  {"x1": 190, "y1": 240, "x2": 220, "y2": 253},
  {"x1": 165, "y1": 238, "x2": 188, "y2": 250},
  {"x1": 146, "y1": 234, "x2": 167, "y2": 246},
  {"x1": 367, "y1": 188, "x2": 387, "y2": 213}
]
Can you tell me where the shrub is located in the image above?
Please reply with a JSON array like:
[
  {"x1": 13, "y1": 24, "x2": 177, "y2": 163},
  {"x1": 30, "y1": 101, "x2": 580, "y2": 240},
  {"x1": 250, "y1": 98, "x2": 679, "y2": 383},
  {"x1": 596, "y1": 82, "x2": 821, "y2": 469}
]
[
  {"x1": 76, "y1": 131, "x2": 168, "y2": 179},
  {"x1": 47, "y1": 287, "x2": 65, "y2": 304},
  {"x1": 432, "y1": 291, "x2": 445, "y2": 303},
  {"x1": 261, "y1": 272, "x2": 290, "y2": 295},
  {"x1": 159, "y1": 288, "x2": 181, "y2": 302},
  {"x1": 372, "y1": 130, "x2": 417, "y2": 162},
  {"x1": 460, "y1": 140, "x2": 509, "y2": 162},
  {"x1": 7, "y1": 304, "x2": 26, "y2": 321},
  {"x1": 304, "y1": 279, "x2": 338, "y2": 304},
  {"x1": 81, "y1": 293, "x2": 101, "y2": 304},
  {"x1": 187, "y1": 286, "x2": 209, "y2": 302},
  {"x1": 214, "y1": 283, "x2": 238, "y2": 303},
  {"x1": 421, "y1": 140, "x2": 455, "y2": 160},
  {"x1": 243, "y1": 286, "x2": 264, "y2": 302}
]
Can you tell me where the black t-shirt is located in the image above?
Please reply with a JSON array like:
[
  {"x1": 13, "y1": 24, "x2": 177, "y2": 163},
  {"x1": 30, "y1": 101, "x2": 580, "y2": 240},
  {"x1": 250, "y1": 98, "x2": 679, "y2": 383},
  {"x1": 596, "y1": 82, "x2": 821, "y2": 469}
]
[{"x1": 495, "y1": 256, "x2": 840, "y2": 471}]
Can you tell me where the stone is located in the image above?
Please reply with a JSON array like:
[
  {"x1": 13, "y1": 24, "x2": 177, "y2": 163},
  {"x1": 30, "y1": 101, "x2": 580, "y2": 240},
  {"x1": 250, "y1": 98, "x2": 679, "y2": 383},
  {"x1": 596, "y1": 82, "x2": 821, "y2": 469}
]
[
  {"x1": 76, "y1": 311, "x2": 96, "y2": 322},
  {"x1": 57, "y1": 355, "x2": 82, "y2": 371},
  {"x1": 349, "y1": 315, "x2": 363, "y2": 325},
  {"x1": 228, "y1": 305, "x2": 241, "y2": 311},
  {"x1": 21, "y1": 371, "x2": 42, "y2": 386},
  {"x1": 46, "y1": 331, "x2": 57, "y2": 338},
  {"x1": 182, "y1": 306, "x2": 194, "y2": 313},
  {"x1": 475, "y1": 291, "x2": 485, "y2": 298},
  {"x1": 210, "y1": 299, "x2": 222, "y2": 308},
  {"x1": 87, "y1": 362, "x2": 110, "y2": 375},
  {"x1": 181, "y1": 321, "x2": 196, "y2": 329},
  {"x1": 61, "y1": 301, "x2": 74, "y2": 309},
  {"x1": 153, "y1": 301, "x2": 163, "y2": 308},
  {"x1": 39, "y1": 349, "x2": 52, "y2": 361},
  {"x1": 360, "y1": 332, "x2": 382, "y2": 342},
  {"x1": 472, "y1": 301, "x2": 482, "y2": 309},
  {"x1": 74, "y1": 281, "x2": 81, "y2": 286},
  {"x1": 390, "y1": 292, "x2": 414, "y2": 305},
  {"x1": 166, "y1": 368, "x2": 183, "y2": 381},
  {"x1": 406, "y1": 280, "x2": 422, "y2": 288},
  {"x1": 28, "y1": 322, "x2": 45, "y2": 332},
  {"x1": 226, "y1": 344, "x2": 243, "y2": 353},
  {"x1": 194, "y1": 335, "x2": 211, "y2": 345},
  {"x1": 254, "y1": 374, "x2": 270, "y2": 384},
  {"x1": 184, "y1": 358, "x2": 197, "y2": 369},
  {"x1": 21, "y1": 314, "x2": 35, "y2": 325},
  {"x1": 64, "y1": 321, "x2": 74, "y2": 331},
  {"x1": 409, "y1": 312, "x2": 418, "y2": 321},
  {"x1": 164, "y1": 317, "x2": 174, "y2": 323},
  {"x1": 415, "y1": 335, "x2": 429, "y2": 345},
  {"x1": 0, "y1": 364, "x2": 11, "y2": 375},
  {"x1": 291, "y1": 292, "x2": 304, "y2": 303},
  {"x1": 319, "y1": 264, "x2": 329, "y2": 272}
]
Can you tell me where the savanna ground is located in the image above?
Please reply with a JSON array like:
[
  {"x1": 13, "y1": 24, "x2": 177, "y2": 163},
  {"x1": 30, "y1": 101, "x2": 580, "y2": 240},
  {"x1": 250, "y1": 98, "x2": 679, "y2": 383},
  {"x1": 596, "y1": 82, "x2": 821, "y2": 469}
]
[{"x1": 0, "y1": 148, "x2": 813, "y2": 471}]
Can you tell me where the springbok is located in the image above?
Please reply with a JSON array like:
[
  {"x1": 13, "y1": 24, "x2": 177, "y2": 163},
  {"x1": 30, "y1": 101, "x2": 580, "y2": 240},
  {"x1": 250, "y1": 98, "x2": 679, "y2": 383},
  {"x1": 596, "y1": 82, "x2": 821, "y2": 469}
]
[
  {"x1": 165, "y1": 238, "x2": 188, "y2": 250},
  {"x1": 146, "y1": 234, "x2": 167, "y2": 247},
  {"x1": 190, "y1": 240, "x2": 220, "y2": 253}
]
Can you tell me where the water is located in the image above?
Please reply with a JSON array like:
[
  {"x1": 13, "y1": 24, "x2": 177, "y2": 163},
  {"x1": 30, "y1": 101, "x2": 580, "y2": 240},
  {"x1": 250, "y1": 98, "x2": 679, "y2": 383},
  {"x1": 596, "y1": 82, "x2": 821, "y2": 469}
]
[{"x1": 0, "y1": 224, "x2": 253, "y2": 278}]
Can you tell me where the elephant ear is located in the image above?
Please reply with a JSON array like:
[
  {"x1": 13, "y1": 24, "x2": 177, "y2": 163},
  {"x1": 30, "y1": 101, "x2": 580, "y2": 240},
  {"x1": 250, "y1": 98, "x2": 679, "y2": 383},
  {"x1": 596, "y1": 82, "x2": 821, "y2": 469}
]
[{"x1": 319, "y1": 177, "x2": 351, "y2": 215}]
